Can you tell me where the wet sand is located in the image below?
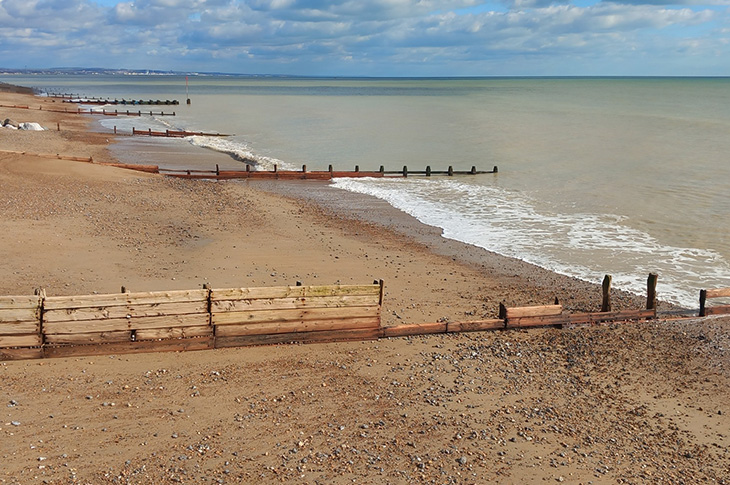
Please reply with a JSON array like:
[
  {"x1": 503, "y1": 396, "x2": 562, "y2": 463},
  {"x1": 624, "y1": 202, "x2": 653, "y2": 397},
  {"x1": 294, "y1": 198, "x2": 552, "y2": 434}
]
[{"x1": 0, "y1": 87, "x2": 728, "y2": 483}]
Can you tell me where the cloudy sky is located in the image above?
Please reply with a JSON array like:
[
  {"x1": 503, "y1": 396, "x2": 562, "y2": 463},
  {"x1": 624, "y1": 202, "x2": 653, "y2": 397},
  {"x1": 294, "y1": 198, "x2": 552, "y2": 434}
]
[{"x1": 0, "y1": 0, "x2": 728, "y2": 76}]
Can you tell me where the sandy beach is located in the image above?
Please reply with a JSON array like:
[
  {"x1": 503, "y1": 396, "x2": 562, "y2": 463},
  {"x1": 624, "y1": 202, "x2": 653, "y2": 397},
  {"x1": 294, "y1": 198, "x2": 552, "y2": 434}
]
[{"x1": 1, "y1": 86, "x2": 728, "y2": 483}]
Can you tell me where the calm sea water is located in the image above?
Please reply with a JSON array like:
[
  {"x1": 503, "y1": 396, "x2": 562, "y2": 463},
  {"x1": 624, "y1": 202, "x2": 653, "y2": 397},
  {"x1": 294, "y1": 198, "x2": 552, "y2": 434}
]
[{"x1": 6, "y1": 74, "x2": 730, "y2": 308}]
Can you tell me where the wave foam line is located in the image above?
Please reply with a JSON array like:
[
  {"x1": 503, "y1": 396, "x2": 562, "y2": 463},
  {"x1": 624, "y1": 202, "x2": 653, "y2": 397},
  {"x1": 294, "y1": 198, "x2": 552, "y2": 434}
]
[
  {"x1": 188, "y1": 136, "x2": 294, "y2": 171},
  {"x1": 332, "y1": 178, "x2": 729, "y2": 308}
]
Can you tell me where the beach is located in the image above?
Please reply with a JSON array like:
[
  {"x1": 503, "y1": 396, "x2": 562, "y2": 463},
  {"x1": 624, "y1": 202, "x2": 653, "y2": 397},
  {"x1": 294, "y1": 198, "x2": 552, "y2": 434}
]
[{"x1": 1, "y1": 87, "x2": 728, "y2": 483}]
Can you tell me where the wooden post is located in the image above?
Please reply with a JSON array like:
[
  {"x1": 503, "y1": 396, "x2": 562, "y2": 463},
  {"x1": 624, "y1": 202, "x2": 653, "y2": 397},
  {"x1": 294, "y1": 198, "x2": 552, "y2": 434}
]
[
  {"x1": 355, "y1": 165, "x2": 359, "y2": 172},
  {"x1": 498, "y1": 302, "x2": 507, "y2": 320},
  {"x1": 56, "y1": 123, "x2": 60, "y2": 131},
  {"x1": 471, "y1": 166, "x2": 477, "y2": 174},
  {"x1": 378, "y1": 279, "x2": 385, "y2": 306},
  {"x1": 426, "y1": 166, "x2": 431, "y2": 176},
  {"x1": 274, "y1": 164, "x2": 278, "y2": 173},
  {"x1": 448, "y1": 166, "x2": 454, "y2": 176},
  {"x1": 215, "y1": 164, "x2": 220, "y2": 176},
  {"x1": 646, "y1": 273, "x2": 658, "y2": 310},
  {"x1": 148, "y1": 128, "x2": 152, "y2": 135},
  {"x1": 403, "y1": 166, "x2": 408, "y2": 177},
  {"x1": 379, "y1": 166, "x2": 385, "y2": 173},
  {"x1": 329, "y1": 165, "x2": 334, "y2": 174},
  {"x1": 699, "y1": 289, "x2": 707, "y2": 317},
  {"x1": 246, "y1": 164, "x2": 251, "y2": 172},
  {"x1": 114, "y1": 126, "x2": 117, "y2": 134},
  {"x1": 302, "y1": 164, "x2": 307, "y2": 172},
  {"x1": 601, "y1": 275, "x2": 612, "y2": 312}
]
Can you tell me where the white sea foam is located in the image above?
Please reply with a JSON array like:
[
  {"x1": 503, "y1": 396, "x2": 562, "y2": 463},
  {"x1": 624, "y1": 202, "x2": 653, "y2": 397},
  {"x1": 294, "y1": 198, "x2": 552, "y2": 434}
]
[
  {"x1": 332, "y1": 177, "x2": 729, "y2": 308},
  {"x1": 187, "y1": 136, "x2": 293, "y2": 171}
]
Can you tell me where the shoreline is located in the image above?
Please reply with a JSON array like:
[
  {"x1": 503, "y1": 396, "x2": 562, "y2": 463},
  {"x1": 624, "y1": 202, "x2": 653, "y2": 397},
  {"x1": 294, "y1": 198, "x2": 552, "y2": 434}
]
[{"x1": 1, "y1": 86, "x2": 728, "y2": 483}]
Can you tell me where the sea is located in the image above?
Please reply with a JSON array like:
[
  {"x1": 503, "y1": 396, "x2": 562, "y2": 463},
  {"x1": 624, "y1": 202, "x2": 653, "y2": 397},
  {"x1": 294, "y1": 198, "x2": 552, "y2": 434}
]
[{"x1": 4, "y1": 74, "x2": 730, "y2": 309}]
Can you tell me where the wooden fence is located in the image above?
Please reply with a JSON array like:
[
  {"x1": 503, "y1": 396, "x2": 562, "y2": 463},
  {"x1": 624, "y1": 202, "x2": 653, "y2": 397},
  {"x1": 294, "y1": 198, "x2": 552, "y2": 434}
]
[{"x1": 0, "y1": 283, "x2": 383, "y2": 361}]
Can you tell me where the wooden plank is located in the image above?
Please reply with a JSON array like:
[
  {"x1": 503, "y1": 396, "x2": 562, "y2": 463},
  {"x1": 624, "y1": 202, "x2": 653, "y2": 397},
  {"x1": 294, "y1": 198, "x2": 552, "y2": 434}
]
[
  {"x1": 0, "y1": 308, "x2": 39, "y2": 323},
  {"x1": 43, "y1": 337, "x2": 214, "y2": 359},
  {"x1": 44, "y1": 313, "x2": 210, "y2": 334},
  {"x1": 43, "y1": 289, "x2": 208, "y2": 310},
  {"x1": 211, "y1": 284, "x2": 380, "y2": 301},
  {"x1": 0, "y1": 347, "x2": 43, "y2": 361},
  {"x1": 0, "y1": 295, "x2": 41, "y2": 309},
  {"x1": 702, "y1": 305, "x2": 730, "y2": 316},
  {"x1": 214, "y1": 328, "x2": 381, "y2": 349},
  {"x1": 45, "y1": 331, "x2": 132, "y2": 345},
  {"x1": 136, "y1": 325, "x2": 213, "y2": 340},
  {"x1": 214, "y1": 317, "x2": 380, "y2": 337},
  {"x1": 211, "y1": 294, "x2": 379, "y2": 312},
  {"x1": 705, "y1": 288, "x2": 730, "y2": 299},
  {"x1": 382, "y1": 322, "x2": 447, "y2": 338},
  {"x1": 446, "y1": 319, "x2": 505, "y2": 333},
  {"x1": 43, "y1": 301, "x2": 208, "y2": 323},
  {"x1": 0, "y1": 334, "x2": 43, "y2": 347},
  {"x1": 0, "y1": 321, "x2": 41, "y2": 335},
  {"x1": 505, "y1": 305, "x2": 563, "y2": 319},
  {"x1": 506, "y1": 309, "x2": 656, "y2": 328},
  {"x1": 212, "y1": 305, "x2": 380, "y2": 326}
]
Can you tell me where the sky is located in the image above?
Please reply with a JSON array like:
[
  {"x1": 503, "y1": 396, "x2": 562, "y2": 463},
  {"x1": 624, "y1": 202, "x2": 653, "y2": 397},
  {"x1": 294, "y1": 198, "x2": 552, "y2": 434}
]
[{"x1": 0, "y1": 0, "x2": 728, "y2": 76}]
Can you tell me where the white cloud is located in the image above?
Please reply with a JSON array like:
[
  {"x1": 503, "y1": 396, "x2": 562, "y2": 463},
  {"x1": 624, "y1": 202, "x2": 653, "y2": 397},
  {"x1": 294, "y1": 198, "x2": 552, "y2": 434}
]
[{"x1": 0, "y1": 0, "x2": 727, "y2": 75}]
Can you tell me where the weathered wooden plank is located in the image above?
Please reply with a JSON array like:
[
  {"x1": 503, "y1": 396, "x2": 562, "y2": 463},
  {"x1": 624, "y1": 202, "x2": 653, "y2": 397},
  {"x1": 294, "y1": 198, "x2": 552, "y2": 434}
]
[
  {"x1": 0, "y1": 347, "x2": 43, "y2": 361},
  {"x1": 43, "y1": 289, "x2": 209, "y2": 310},
  {"x1": 43, "y1": 301, "x2": 208, "y2": 323},
  {"x1": 45, "y1": 331, "x2": 132, "y2": 345},
  {"x1": 0, "y1": 307, "x2": 39, "y2": 323},
  {"x1": 211, "y1": 294, "x2": 380, "y2": 312},
  {"x1": 702, "y1": 305, "x2": 730, "y2": 316},
  {"x1": 0, "y1": 321, "x2": 40, "y2": 335},
  {"x1": 214, "y1": 317, "x2": 380, "y2": 337},
  {"x1": 506, "y1": 309, "x2": 656, "y2": 328},
  {"x1": 214, "y1": 328, "x2": 381, "y2": 348},
  {"x1": 43, "y1": 337, "x2": 214, "y2": 359},
  {"x1": 136, "y1": 325, "x2": 213, "y2": 340},
  {"x1": 212, "y1": 306, "x2": 380, "y2": 326},
  {"x1": 44, "y1": 313, "x2": 210, "y2": 334},
  {"x1": 382, "y1": 322, "x2": 447, "y2": 338},
  {"x1": 446, "y1": 319, "x2": 505, "y2": 333},
  {"x1": 0, "y1": 334, "x2": 43, "y2": 347},
  {"x1": 705, "y1": 288, "x2": 730, "y2": 299},
  {"x1": 505, "y1": 305, "x2": 563, "y2": 319},
  {"x1": 211, "y1": 284, "x2": 380, "y2": 301},
  {"x1": 0, "y1": 295, "x2": 41, "y2": 309}
]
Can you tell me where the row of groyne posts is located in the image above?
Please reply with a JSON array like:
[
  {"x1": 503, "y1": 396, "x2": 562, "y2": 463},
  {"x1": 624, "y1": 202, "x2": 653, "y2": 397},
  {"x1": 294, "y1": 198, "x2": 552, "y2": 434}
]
[
  {"x1": 158, "y1": 163, "x2": 499, "y2": 180},
  {"x1": 2, "y1": 275, "x2": 729, "y2": 361}
]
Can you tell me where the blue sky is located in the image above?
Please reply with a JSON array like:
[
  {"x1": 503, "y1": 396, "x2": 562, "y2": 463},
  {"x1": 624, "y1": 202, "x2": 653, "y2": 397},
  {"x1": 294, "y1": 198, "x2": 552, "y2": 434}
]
[{"x1": 0, "y1": 0, "x2": 728, "y2": 76}]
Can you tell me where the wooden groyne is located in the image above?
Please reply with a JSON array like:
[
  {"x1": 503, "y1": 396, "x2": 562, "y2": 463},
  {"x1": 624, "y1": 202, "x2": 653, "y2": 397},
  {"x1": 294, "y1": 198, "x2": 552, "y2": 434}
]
[
  {"x1": 160, "y1": 164, "x2": 499, "y2": 180},
  {"x1": 0, "y1": 103, "x2": 176, "y2": 117},
  {"x1": 699, "y1": 286, "x2": 730, "y2": 316},
  {"x1": 49, "y1": 94, "x2": 180, "y2": 106},
  {"x1": 130, "y1": 128, "x2": 229, "y2": 137},
  {"x1": 1, "y1": 273, "x2": 719, "y2": 362},
  {"x1": 1, "y1": 283, "x2": 383, "y2": 360}
]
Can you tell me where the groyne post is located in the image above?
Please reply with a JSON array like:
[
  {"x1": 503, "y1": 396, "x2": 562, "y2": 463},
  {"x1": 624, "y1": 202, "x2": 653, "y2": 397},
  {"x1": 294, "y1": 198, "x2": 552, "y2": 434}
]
[
  {"x1": 601, "y1": 275, "x2": 612, "y2": 312},
  {"x1": 403, "y1": 166, "x2": 408, "y2": 177},
  {"x1": 426, "y1": 166, "x2": 431, "y2": 176},
  {"x1": 448, "y1": 166, "x2": 454, "y2": 176},
  {"x1": 647, "y1": 273, "x2": 658, "y2": 310}
]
